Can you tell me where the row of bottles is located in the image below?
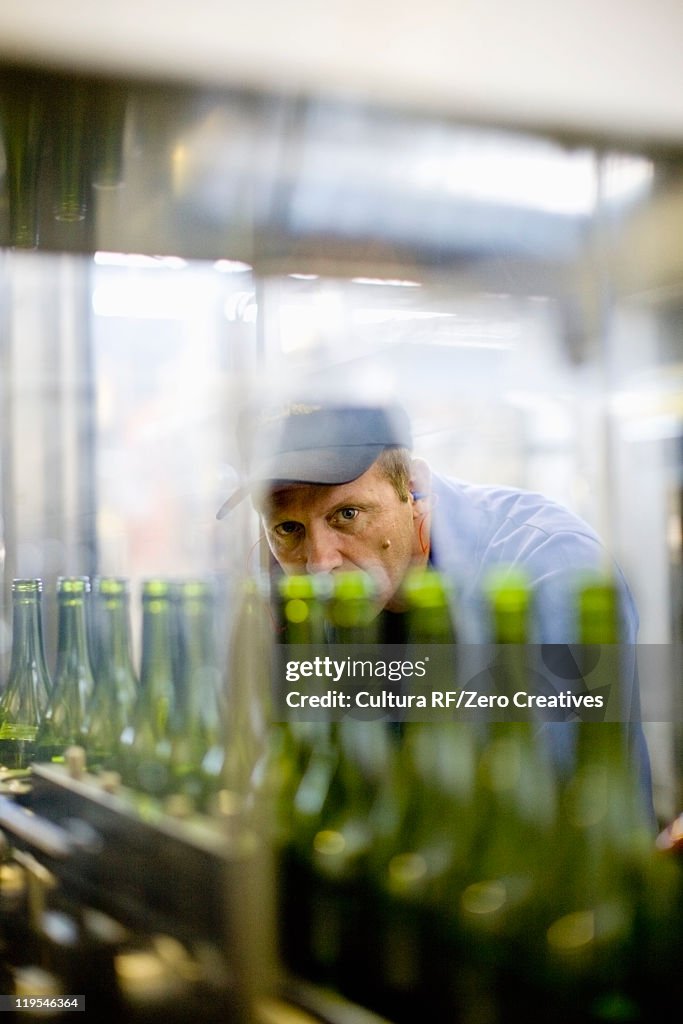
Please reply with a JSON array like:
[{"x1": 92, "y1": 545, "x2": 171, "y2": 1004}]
[
  {"x1": 0, "y1": 68, "x2": 127, "y2": 248},
  {"x1": 266, "y1": 566, "x2": 682, "y2": 1024},
  {"x1": 0, "y1": 575, "x2": 225, "y2": 814},
  {"x1": 2, "y1": 563, "x2": 680, "y2": 1019}
]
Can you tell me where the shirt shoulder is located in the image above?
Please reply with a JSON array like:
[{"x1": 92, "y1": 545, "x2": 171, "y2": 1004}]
[
  {"x1": 432, "y1": 474, "x2": 603, "y2": 558},
  {"x1": 430, "y1": 473, "x2": 638, "y2": 641}
]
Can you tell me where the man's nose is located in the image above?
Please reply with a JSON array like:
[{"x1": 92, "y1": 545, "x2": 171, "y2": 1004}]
[{"x1": 305, "y1": 524, "x2": 344, "y2": 574}]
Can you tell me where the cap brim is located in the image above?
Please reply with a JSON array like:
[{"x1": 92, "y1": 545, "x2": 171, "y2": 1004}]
[
  {"x1": 215, "y1": 443, "x2": 385, "y2": 519},
  {"x1": 216, "y1": 485, "x2": 252, "y2": 519}
]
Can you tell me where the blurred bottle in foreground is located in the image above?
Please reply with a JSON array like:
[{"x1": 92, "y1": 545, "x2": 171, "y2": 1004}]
[
  {"x1": 261, "y1": 574, "x2": 331, "y2": 839},
  {"x1": 451, "y1": 568, "x2": 558, "y2": 1023},
  {"x1": 51, "y1": 78, "x2": 90, "y2": 224},
  {"x1": 0, "y1": 580, "x2": 52, "y2": 771},
  {"x1": 265, "y1": 574, "x2": 331, "y2": 984},
  {"x1": 357, "y1": 568, "x2": 477, "y2": 1022},
  {"x1": 540, "y1": 573, "x2": 669, "y2": 1024},
  {"x1": 280, "y1": 572, "x2": 384, "y2": 989},
  {"x1": 0, "y1": 71, "x2": 45, "y2": 249},
  {"x1": 221, "y1": 576, "x2": 274, "y2": 810}
]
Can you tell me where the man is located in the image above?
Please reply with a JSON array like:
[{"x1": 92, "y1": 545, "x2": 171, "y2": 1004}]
[{"x1": 217, "y1": 400, "x2": 655, "y2": 822}]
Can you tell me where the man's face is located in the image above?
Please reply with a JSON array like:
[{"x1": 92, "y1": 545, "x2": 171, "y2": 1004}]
[{"x1": 258, "y1": 461, "x2": 426, "y2": 611}]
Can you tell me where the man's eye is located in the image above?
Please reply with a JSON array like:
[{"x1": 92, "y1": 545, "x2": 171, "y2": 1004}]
[
  {"x1": 274, "y1": 521, "x2": 302, "y2": 538},
  {"x1": 332, "y1": 507, "x2": 359, "y2": 524}
]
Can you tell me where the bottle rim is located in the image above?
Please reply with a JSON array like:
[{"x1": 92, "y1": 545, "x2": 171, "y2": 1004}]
[
  {"x1": 11, "y1": 578, "x2": 42, "y2": 593},
  {"x1": 56, "y1": 576, "x2": 90, "y2": 595}
]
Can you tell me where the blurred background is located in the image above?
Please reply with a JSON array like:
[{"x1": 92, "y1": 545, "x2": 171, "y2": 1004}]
[{"x1": 0, "y1": 6, "x2": 683, "y2": 1013}]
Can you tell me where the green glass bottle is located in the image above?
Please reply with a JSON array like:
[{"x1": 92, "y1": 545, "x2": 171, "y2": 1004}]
[
  {"x1": 0, "y1": 71, "x2": 45, "y2": 249},
  {"x1": 84, "y1": 577, "x2": 138, "y2": 773},
  {"x1": 169, "y1": 579, "x2": 224, "y2": 809},
  {"x1": 36, "y1": 577, "x2": 95, "y2": 764},
  {"x1": 281, "y1": 572, "x2": 385, "y2": 991},
  {"x1": 0, "y1": 579, "x2": 53, "y2": 771},
  {"x1": 572, "y1": 574, "x2": 655, "y2": 854},
  {"x1": 222, "y1": 575, "x2": 274, "y2": 805},
  {"x1": 540, "y1": 573, "x2": 653, "y2": 1023},
  {"x1": 360, "y1": 568, "x2": 477, "y2": 1022},
  {"x1": 286, "y1": 716, "x2": 387, "y2": 991},
  {"x1": 573, "y1": 575, "x2": 643, "y2": 822},
  {"x1": 453, "y1": 567, "x2": 558, "y2": 1023},
  {"x1": 268, "y1": 574, "x2": 332, "y2": 976},
  {"x1": 263, "y1": 574, "x2": 330, "y2": 830},
  {"x1": 326, "y1": 570, "x2": 379, "y2": 645},
  {"x1": 274, "y1": 571, "x2": 332, "y2": 747},
  {"x1": 51, "y1": 78, "x2": 90, "y2": 223},
  {"x1": 401, "y1": 565, "x2": 457, "y2": 644},
  {"x1": 276, "y1": 572, "x2": 330, "y2": 647},
  {"x1": 119, "y1": 579, "x2": 176, "y2": 798}
]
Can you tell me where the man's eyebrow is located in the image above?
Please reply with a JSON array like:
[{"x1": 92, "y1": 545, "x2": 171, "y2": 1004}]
[
  {"x1": 261, "y1": 486, "x2": 321, "y2": 516},
  {"x1": 263, "y1": 489, "x2": 379, "y2": 519},
  {"x1": 327, "y1": 497, "x2": 378, "y2": 513},
  {"x1": 262, "y1": 499, "x2": 297, "y2": 519}
]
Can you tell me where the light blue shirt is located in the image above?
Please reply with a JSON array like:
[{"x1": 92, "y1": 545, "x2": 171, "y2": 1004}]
[{"x1": 429, "y1": 472, "x2": 655, "y2": 824}]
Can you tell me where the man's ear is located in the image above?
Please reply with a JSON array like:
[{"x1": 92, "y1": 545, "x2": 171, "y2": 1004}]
[{"x1": 409, "y1": 458, "x2": 431, "y2": 509}]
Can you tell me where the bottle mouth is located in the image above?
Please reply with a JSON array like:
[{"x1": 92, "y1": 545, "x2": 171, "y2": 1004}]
[
  {"x1": 141, "y1": 579, "x2": 172, "y2": 600},
  {"x1": 11, "y1": 578, "x2": 43, "y2": 594},
  {"x1": 96, "y1": 576, "x2": 130, "y2": 597},
  {"x1": 57, "y1": 576, "x2": 91, "y2": 599}
]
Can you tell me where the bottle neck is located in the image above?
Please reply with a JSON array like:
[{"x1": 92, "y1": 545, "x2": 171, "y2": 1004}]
[
  {"x1": 281, "y1": 599, "x2": 327, "y2": 645},
  {"x1": 8, "y1": 597, "x2": 50, "y2": 682},
  {"x1": 55, "y1": 600, "x2": 93, "y2": 684},
  {"x1": 576, "y1": 580, "x2": 628, "y2": 764},
  {"x1": 139, "y1": 601, "x2": 175, "y2": 701},
  {"x1": 402, "y1": 568, "x2": 456, "y2": 643},
  {"x1": 406, "y1": 603, "x2": 455, "y2": 643},
  {"x1": 100, "y1": 597, "x2": 136, "y2": 673},
  {"x1": 178, "y1": 599, "x2": 217, "y2": 721},
  {"x1": 1, "y1": 86, "x2": 43, "y2": 249}
]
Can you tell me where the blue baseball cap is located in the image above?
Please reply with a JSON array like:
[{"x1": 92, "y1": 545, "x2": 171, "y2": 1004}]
[{"x1": 216, "y1": 402, "x2": 412, "y2": 518}]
